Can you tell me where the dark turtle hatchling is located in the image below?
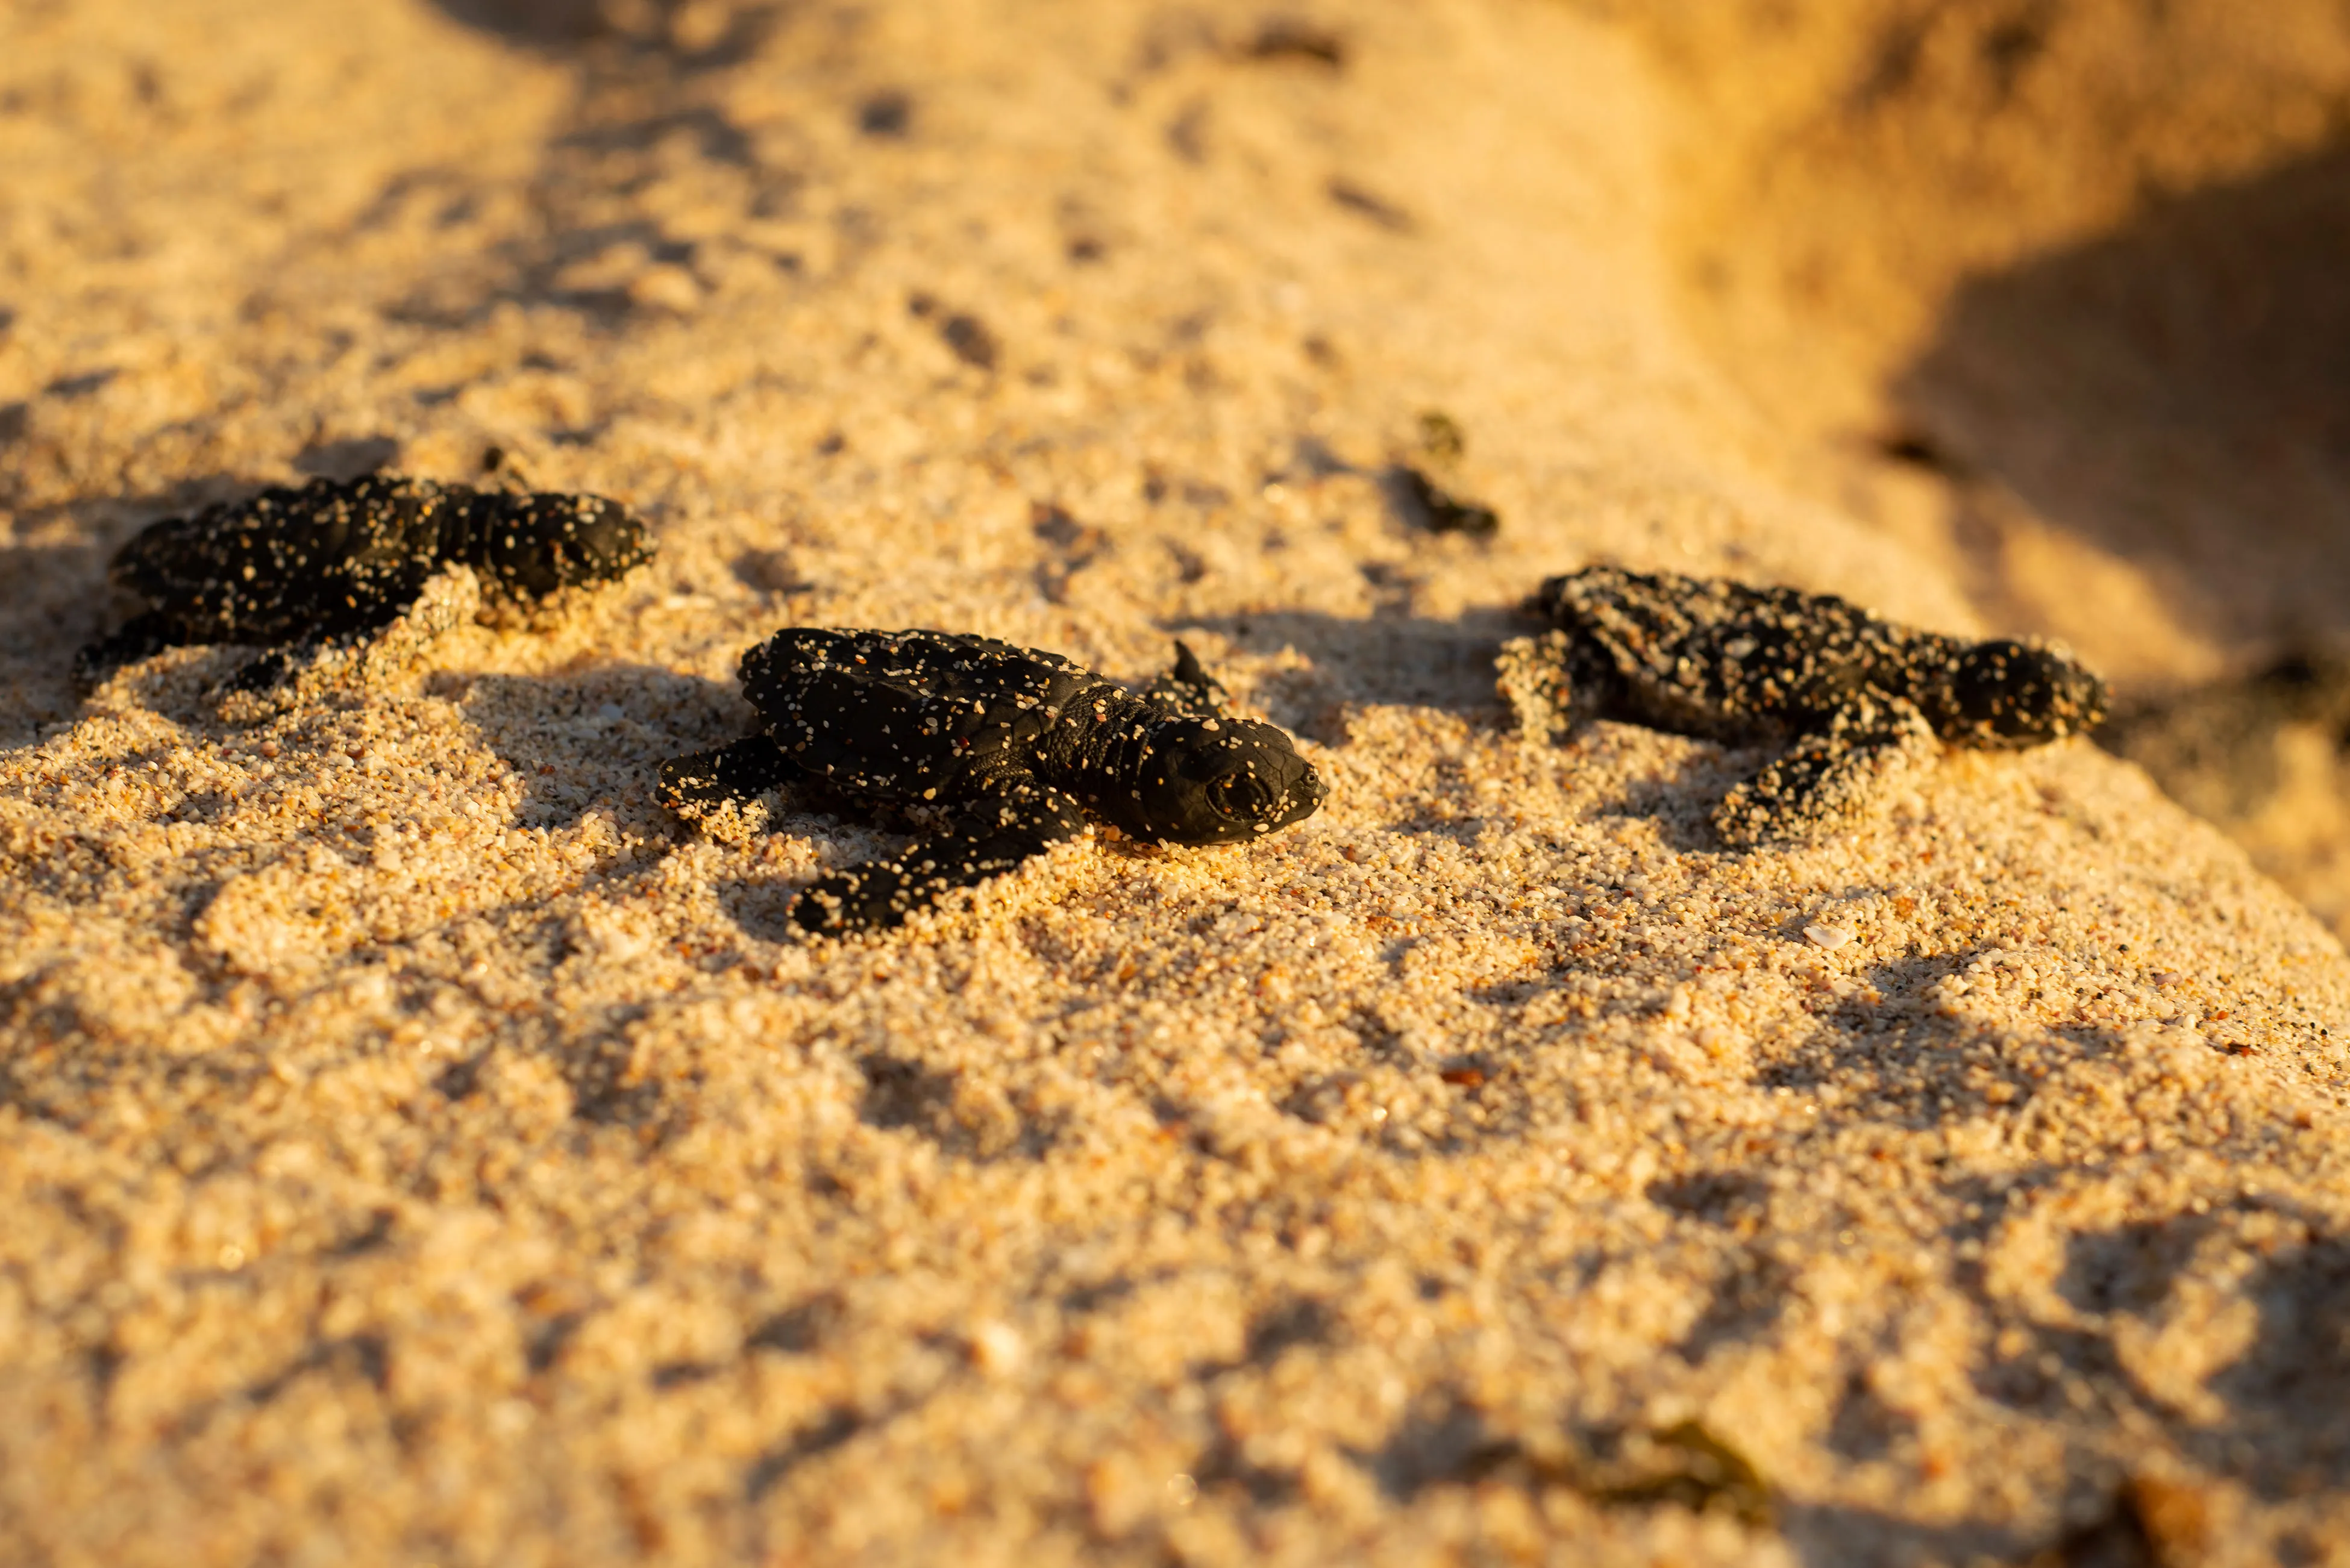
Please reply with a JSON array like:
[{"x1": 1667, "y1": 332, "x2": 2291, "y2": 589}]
[
  {"x1": 1498, "y1": 564, "x2": 2108, "y2": 845},
  {"x1": 75, "y1": 472, "x2": 652, "y2": 691},
  {"x1": 660, "y1": 629, "x2": 1327, "y2": 933}
]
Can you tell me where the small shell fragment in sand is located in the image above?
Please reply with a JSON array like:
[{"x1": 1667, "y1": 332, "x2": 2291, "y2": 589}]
[
  {"x1": 1803, "y1": 923, "x2": 1854, "y2": 949},
  {"x1": 968, "y1": 1319, "x2": 1026, "y2": 1378}
]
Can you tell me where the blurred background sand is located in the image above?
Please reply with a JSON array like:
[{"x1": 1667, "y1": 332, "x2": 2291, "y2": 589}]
[{"x1": 3, "y1": 2, "x2": 2348, "y2": 1563}]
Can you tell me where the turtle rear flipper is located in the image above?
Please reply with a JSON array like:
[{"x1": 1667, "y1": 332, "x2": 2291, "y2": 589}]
[
  {"x1": 1711, "y1": 696, "x2": 1938, "y2": 847},
  {"x1": 1496, "y1": 630, "x2": 1579, "y2": 745},
  {"x1": 209, "y1": 564, "x2": 483, "y2": 724},
  {"x1": 224, "y1": 589, "x2": 416, "y2": 696},
  {"x1": 793, "y1": 775, "x2": 1086, "y2": 934}
]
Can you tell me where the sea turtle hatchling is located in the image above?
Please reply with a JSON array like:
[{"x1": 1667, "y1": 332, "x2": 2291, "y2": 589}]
[
  {"x1": 1497, "y1": 564, "x2": 2108, "y2": 845},
  {"x1": 75, "y1": 472, "x2": 653, "y2": 699},
  {"x1": 660, "y1": 628, "x2": 1327, "y2": 933}
]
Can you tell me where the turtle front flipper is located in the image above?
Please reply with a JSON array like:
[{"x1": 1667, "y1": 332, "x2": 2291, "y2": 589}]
[
  {"x1": 209, "y1": 564, "x2": 484, "y2": 723},
  {"x1": 216, "y1": 586, "x2": 416, "y2": 698},
  {"x1": 1141, "y1": 640, "x2": 1229, "y2": 719},
  {"x1": 659, "y1": 735, "x2": 805, "y2": 818},
  {"x1": 1496, "y1": 629, "x2": 1579, "y2": 745},
  {"x1": 1711, "y1": 696, "x2": 1938, "y2": 847},
  {"x1": 793, "y1": 775, "x2": 1088, "y2": 934}
]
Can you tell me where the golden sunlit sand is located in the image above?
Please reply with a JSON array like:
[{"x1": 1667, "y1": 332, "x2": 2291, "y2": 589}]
[{"x1": 3, "y1": 2, "x2": 2347, "y2": 1563}]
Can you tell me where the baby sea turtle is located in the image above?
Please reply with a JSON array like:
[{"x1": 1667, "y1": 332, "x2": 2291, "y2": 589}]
[
  {"x1": 1497, "y1": 565, "x2": 2108, "y2": 845},
  {"x1": 661, "y1": 629, "x2": 1326, "y2": 933},
  {"x1": 76, "y1": 472, "x2": 652, "y2": 695}
]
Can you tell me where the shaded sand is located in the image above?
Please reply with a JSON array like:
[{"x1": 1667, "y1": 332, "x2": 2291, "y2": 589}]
[
  {"x1": 1633, "y1": 0, "x2": 2350, "y2": 684},
  {"x1": 1626, "y1": 0, "x2": 2350, "y2": 962},
  {"x1": 3, "y1": 2, "x2": 2349, "y2": 1564}
]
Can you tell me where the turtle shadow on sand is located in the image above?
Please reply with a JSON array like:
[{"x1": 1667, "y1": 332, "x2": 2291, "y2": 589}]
[
  {"x1": 1164, "y1": 607, "x2": 1530, "y2": 740},
  {"x1": 0, "y1": 534, "x2": 116, "y2": 754},
  {"x1": 1164, "y1": 606, "x2": 1879, "y2": 855},
  {"x1": 453, "y1": 662, "x2": 745, "y2": 837},
  {"x1": 1170, "y1": 605, "x2": 1735, "y2": 851}
]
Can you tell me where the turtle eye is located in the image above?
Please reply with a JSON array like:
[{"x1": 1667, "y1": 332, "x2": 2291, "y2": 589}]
[{"x1": 1208, "y1": 767, "x2": 1271, "y2": 822}]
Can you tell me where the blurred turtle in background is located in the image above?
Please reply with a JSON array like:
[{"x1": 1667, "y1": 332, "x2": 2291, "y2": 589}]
[{"x1": 77, "y1": 470, "x2": 651, "y2": 699}]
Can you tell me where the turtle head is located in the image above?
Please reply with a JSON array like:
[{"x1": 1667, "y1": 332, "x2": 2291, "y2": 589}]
[
  {"x1": 460, "y1": 492, "x2": 652, "y2": 599},
  {"x1": 1128, "y1": 716, "x2": 1324, "y2": 845},
  {"x1": 1939, "y1": 639, "x2": 2109, "y2": 746}
]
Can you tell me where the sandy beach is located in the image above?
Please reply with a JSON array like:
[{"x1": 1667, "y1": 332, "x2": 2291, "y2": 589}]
[{"x1": 4, "y1": 2, "x2": 2349, "y2": 1562}]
